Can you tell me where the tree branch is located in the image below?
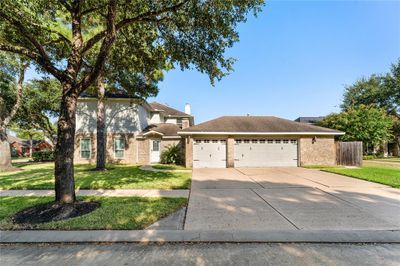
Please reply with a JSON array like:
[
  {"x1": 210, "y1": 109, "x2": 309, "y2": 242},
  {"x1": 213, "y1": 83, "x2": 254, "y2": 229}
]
[
  {"x1": 81, "y1": 0, "x2": 189, "y2": 54},
  {"x1": 81, "y1": 4, "x2": 108, "y2": 16},
  {"x1": 1, "y1": 60, "x2": 27, "y2": 128},
  {"x1": 0, "y1": 43, "x2": 67, "y2": 81},
  {"x1": 57, "y1": 0, "x2": 72, "y2": 12},
  {"x1": 78, "y1": 0, "x2": 117, "y2": 92},
  {"x1": 0, "y1": 10, "x2": 53, "y2": 68}
]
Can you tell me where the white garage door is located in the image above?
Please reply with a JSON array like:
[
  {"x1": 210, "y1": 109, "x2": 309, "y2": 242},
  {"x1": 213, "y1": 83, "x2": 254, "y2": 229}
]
[
  {"x1": 234, "y1": 139, "x2": 298, "y2": 167},
  {"x1": 193, "y1": 140, "x2": 227, "y2": 168}
]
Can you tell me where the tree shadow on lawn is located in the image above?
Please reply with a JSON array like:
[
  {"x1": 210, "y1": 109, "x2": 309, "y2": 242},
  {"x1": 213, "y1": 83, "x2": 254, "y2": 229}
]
[
  {"x1": 0, "y1": 196, "x2": 188, "y2": 230},
  {"x1": 0, "y1": 163, "x2": 191, "y2": 190}
]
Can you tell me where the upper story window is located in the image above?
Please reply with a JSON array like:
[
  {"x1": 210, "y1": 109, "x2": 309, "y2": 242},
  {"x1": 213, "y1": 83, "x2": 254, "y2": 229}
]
[
  {"x1": 114, "y1": 138, "x2": 125, "y2": 159},
  {"x1": 177, "y1": 118, "x2": 183, "y2": 128},
  {"x1": 80, "y1": 138, "x2": 91, "y2": 159}
]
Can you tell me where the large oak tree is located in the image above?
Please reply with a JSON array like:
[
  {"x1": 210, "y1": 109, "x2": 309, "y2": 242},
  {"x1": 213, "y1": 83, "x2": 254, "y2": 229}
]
[{"x1": 0, "y1": 0, "x2": 264, "y2": 203}]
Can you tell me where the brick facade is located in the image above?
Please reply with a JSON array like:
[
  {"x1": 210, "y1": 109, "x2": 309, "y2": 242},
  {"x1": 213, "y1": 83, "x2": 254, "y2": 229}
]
[
  {"x1": 299, "y1": 136, "x2": 336, "y2": 166},
  {"x1": 184, "y1": 137, "x2": 193, "y2": 168},
  {"x1": 74, "y1": 133, "x2": 183, "y2": 165}
]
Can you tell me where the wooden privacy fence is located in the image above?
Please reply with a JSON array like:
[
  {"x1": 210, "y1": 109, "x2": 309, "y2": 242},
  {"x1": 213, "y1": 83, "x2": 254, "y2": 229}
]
[{"x1": 336, "y1": 141, "x2": 363, "y2": 166}]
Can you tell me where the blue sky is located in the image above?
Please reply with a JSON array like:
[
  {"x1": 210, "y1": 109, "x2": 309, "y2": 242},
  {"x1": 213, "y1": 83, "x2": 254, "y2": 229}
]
[
  {"x1": 26, "y1": 0, "x2": 400, "y2": 124},
  {"x1": 148, "y1": 0, "x2": 400, "y2": 123}
]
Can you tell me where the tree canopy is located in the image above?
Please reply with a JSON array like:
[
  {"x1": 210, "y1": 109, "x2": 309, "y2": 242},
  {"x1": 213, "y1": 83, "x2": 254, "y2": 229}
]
[
  {"x1": 318, "y1": 105, "x2": 394, "y2": 148},
  {"x1": 341, "y1": 60, "x2": 400, "y2": 116},
  {"x1": 0, "y1": 0, "x2": 265, "y2": 203}
]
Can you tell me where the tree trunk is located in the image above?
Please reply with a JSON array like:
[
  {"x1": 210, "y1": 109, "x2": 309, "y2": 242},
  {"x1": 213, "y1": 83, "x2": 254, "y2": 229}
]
[
  {"x1": 0, "y1": 130, "x2": 12, "y2": 170},
  {"x1": 96, "y1": 72, "x2": 106, "y2": 170},
  {"x1": 54, "y1": 84, "x2": 77, "y2": 203},
  {"x1": 29, "y1": 136, "x2": 33, "y2": 157}
]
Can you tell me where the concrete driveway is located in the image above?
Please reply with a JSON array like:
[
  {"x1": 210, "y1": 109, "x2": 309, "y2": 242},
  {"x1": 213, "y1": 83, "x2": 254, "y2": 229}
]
[{"x1": 185, "y1": 167, "x2": 400, "y2": 230}]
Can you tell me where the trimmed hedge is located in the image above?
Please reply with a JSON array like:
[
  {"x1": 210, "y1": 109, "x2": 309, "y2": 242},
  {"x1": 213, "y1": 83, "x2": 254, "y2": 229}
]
[{"x1": 32, "y1": 150, "x2": 54, "y2": 162}]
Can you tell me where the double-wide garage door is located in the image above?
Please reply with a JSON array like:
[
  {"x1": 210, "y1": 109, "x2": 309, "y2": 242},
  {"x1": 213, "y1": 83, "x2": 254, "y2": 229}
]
[
  {"x1": 193, "y1": 139, "x2": 298, "y2": 168},
  {"x1": 235, "y1": 139, "x2": 298, "y2": 167}
]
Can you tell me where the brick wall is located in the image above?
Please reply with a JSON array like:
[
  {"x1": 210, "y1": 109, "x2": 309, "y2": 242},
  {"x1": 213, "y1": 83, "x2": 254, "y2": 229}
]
[
  {"x1": 184, "y1": 137, "x2": 193, "y2": 168},
  {"x1": 299, "y1": 136, "x2": 336, "y2": 166},
  {"x1": 226, "y1": 137, "x2": 235, "y2": 168}
]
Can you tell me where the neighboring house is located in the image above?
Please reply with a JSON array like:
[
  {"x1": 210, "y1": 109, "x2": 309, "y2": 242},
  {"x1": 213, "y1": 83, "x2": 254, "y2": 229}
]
[
  {"x1": 8, "y1": 135, "x2": 53, "y2": 157},
  {"x1": 74, "y1": 93, "x2": 194, "y2": 164},
  {"x1": 178, "y1": 116, "x2": 344, "y2": 168},
  {"x1": 294, "y1": 116, "x2": 325, "y2": 125}
]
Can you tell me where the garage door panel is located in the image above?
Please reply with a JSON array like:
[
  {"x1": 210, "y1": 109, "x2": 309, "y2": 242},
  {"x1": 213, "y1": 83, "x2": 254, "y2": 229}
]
[
  {"x1": 193, "y1": 140, "x2": 226, "y2": 168},
  {"x1": 234, "y1": 139, "x2": 298, "y2": 167}
]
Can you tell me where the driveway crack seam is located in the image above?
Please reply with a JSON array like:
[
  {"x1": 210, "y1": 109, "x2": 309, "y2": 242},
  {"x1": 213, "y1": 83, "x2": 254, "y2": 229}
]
[
  {"x1": 235, "y1": 169, "x2": 265, "y2": 188},
  {"x1": 250, "y1": 188, "x2": 300, "y2": 230},
  {"x1": 182, "y1": 187, "x2": 192, "y2": 230}
]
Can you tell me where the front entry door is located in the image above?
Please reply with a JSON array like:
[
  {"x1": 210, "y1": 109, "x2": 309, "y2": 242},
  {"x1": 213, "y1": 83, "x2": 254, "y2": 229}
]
[{"x1": 150, "y1": 140, "x2": 161, "y2": 163}]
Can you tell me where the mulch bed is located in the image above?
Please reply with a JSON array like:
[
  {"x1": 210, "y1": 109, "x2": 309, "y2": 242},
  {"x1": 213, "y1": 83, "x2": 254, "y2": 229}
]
[{"x1": 12, "y1": 201, "x2": 100, "y2": 226}]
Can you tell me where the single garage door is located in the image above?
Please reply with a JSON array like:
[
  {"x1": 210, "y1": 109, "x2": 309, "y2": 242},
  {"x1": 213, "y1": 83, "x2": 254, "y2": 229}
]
[
  {"x1": 234, "y1": 139, "x2": 298, "y2": 167},
  {"x1": 193, "y1": 139, "x2": 227, "y2": 168}
]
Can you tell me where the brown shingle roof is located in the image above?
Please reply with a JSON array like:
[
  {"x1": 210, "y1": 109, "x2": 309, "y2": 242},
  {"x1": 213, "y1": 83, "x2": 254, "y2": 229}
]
[
  {"x1": 142, "y1": 123, "x2": 181, "y2": 136},
  {"x1": 149, "y1": 102, "x2": 191, "y2": 117},
  {"x1": 180, "y1": 116, "x2": 343, "y2": 135}
]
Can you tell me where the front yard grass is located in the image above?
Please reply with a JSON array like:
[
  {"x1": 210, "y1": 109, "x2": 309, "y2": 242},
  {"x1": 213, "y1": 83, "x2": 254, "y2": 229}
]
[
  {"x1": 0, "y1": 196, "x2": 187, "y2": 230},
  {"x1": 309, "y1": 162, "x2": 400, "y2": 188},
  {"x1": 0, "y1": 163, "x2": 191, "y2": 190}
]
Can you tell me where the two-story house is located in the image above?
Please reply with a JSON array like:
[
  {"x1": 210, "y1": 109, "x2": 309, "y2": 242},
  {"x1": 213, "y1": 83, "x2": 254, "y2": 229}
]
[{"x1": 74, "y1": 92, "x2": 194, "y2": 164}]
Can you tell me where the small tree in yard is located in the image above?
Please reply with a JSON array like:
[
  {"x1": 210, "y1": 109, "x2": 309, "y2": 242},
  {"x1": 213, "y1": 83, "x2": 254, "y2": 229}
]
[
  {"x1": 0, "y1": 0, "x2": 264, "y2": 209},
  {"x1": 0, "y1": 53, "x2": 28, "y2": 170},
  {"x1": 318, "y1": 105, "x2": 394, "y2": 154}
]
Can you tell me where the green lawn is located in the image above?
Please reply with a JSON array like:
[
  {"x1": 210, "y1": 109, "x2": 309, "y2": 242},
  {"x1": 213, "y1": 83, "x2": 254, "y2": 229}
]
[
  {"x1": 0, "y1": 163, "x2": 191, "y2": 190},
  {"x1": 370, "y1": 157, "x2": 400, "y2": 162},
  {"x1": 152, "y1": 164, "x2": 191, "y2": 170},
  {"x1": 0, "y1": 196, "x2": 187, "y2": 230},
  {"x1": 317, "y1": 162, "x2": 400, "y2": 188}
]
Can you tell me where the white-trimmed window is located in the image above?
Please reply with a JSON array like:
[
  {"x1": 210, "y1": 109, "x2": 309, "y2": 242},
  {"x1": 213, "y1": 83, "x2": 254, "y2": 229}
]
[
  {"x1": 114, "y1": 138, "x2": 125, "y2": 159},
  {"x1": 80, "y1": 138, "x2": 91, "y2": 159},
  {"x1": 177, "y1": 118, "x2": 183, "y2": 128}
]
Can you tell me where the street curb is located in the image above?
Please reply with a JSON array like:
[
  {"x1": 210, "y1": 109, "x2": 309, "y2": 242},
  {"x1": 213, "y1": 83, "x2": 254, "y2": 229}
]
[{"x1": 1, "y1": 230, "x2": 400, "y2": 243}]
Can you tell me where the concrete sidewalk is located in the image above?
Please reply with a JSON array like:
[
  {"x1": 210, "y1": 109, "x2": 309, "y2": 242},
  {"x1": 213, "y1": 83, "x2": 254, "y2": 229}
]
[
  {"x1": 0, "y1": 189, "x2": 189, "y2": 198},
  {"x1": 1, "y1": 229, "x2": 400, "y2": 243}
]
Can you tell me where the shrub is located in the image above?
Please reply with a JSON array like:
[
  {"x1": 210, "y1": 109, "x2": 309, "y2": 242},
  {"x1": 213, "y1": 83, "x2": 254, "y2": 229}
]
[
  {"x1": 160, "y1": 144, "x2": 182, "y2": 165},
  {"x1": 32, "y1": 150, "x2": 54, "y2": 162},
  {"x1": 363, "y1": 155, "x2": 375, "y2": 160}
]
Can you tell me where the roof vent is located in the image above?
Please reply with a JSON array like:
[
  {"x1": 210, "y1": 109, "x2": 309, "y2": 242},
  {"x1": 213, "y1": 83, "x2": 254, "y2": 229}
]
[{"x1": 246, "y1": 113, "x2": 250, "y2": 117}]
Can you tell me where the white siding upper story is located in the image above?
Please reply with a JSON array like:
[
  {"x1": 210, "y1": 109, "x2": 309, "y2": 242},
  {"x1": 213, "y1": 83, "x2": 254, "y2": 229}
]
[
  {"x1": 149, "y1": 113, "x2": 162, "y2": 124},
  {"x1": 165, "y1": 118, "x2": 177, "y2": 124},
  {"x1": 76, "y1": 99, "x2": 149, "y2": 133}
]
